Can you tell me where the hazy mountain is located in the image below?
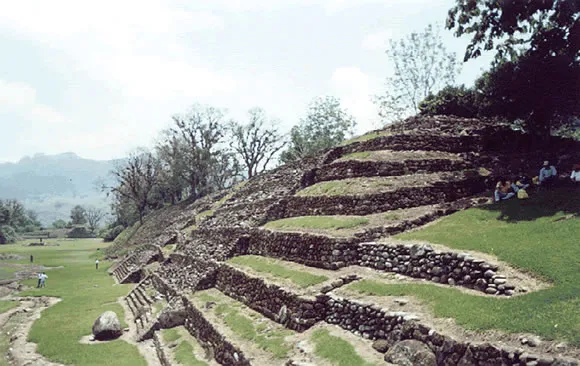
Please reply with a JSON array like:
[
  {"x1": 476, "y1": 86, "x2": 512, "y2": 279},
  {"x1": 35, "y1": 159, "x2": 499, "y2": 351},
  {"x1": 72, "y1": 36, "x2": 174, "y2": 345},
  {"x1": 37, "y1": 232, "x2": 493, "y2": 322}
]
[{"x1": 0, "y1": 153, "x2": 117, "y2": 225}]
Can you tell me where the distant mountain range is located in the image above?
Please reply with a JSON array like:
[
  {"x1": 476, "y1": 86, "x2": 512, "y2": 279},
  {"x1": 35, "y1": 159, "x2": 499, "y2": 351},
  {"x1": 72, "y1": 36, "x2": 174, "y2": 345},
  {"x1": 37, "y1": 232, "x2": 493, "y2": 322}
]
[{"x1": 0, "y1": 153, "x2": 117, "y2": 226}]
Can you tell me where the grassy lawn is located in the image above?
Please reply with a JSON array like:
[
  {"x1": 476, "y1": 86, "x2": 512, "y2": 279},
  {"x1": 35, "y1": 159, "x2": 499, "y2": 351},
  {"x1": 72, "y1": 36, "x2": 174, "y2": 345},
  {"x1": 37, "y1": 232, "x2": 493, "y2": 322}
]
[
  {"x1": 265, "y1": 216, "x2": 369, "y2": 231},
  {"x1": 228, "y1": 255, "x2": 328, "y2": 288},
  {"x1": 0, "y1": 266, "x2": 20, "y2": 281},
  {"x1": 310, "y1": 329, "x2": 377, "y2": 366},
  {"x1": 0, "y1": 239, "x2": 146, "y2": 365},
  {"x1": 0, "y1": 300, "x2": 19, "y2": 314},
  {"x1": 350, "y1": 186, "x2": 580, "y2": 345}
]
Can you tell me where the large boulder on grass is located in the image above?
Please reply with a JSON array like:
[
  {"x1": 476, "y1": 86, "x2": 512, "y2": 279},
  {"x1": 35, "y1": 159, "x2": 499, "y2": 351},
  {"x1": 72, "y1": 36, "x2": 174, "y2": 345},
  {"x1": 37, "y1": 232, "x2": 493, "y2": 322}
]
[
  {"x1": 384, "y1": 340, "x2": 436, "y2": 366},
  {"x1": 92, "y1": 311, "x2": 122, "y2": 340}
]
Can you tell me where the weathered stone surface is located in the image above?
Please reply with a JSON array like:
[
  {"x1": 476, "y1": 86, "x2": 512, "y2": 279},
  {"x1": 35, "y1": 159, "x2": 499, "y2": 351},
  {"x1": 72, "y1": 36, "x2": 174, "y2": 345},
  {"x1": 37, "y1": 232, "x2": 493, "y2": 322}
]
[
  {"x1": 384, "y1": 340, "x2": 436, "y2": 366},
  {"x1": 372, "y1": 339, "x2": 390, "y2": 353},
  {"x1": 92, "y1": 311, "x2": 122, "y2": 340}
]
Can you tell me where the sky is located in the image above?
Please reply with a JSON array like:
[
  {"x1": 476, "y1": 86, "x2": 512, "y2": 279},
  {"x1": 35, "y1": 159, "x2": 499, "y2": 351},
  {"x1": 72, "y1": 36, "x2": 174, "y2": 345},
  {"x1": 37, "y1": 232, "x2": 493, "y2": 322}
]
[{"x1": 0, "y1": 0, "x2": 495, "y2": 163}]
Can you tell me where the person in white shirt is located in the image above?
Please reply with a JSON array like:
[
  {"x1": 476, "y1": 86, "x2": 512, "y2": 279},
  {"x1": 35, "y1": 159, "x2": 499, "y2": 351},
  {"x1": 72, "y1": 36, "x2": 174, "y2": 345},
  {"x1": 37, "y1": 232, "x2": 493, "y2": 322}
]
[
  {"x1": 40, "y1": 272, "x2": 47, "y2": 288},
  {"x1": 571, "y1": 165, "x2": 580, "y2": 183},
  {"x1": 539, "y1": 161, "x2": 557, "y2": 185},
  {"x1": 95, "y1": 259, "x2": 99, "y2": 270},
  {"x1": 36, "y1": 272, "x2": 42, "y2": 288}
]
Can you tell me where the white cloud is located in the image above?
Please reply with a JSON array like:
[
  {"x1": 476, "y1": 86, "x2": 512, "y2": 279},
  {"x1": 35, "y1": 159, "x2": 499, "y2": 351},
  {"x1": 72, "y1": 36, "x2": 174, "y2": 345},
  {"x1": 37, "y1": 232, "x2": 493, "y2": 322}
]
[
  {"x1": 330, "y1": 67, "x2": 380, "y2": 132},
  {"x1": 0, "y1": 79, "x2": 67, "y2": 125}
]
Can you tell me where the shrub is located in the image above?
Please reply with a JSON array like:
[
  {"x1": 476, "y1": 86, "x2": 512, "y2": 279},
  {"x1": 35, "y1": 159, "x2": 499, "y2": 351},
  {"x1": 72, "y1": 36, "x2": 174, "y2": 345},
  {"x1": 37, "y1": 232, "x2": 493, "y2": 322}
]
[
  {"x1": 419, "y1": 85, "x2": 480, "y2": 118},
  {"x1": 67, "y1": 227, "x2": 94, "y2": 238},
  {"x1": 103, "y1": 225, "x2": 125, "y2": 242},
  {"x1": 0, "y1": 225, "x2": 18, "y2": 244}
]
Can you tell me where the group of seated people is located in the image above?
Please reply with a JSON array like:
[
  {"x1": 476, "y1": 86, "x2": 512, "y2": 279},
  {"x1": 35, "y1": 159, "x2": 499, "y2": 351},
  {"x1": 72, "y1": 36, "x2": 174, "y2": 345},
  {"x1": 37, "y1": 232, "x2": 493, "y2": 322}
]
[{"x1": 494, "y1": 161, "x2": 580, "y2": 202}]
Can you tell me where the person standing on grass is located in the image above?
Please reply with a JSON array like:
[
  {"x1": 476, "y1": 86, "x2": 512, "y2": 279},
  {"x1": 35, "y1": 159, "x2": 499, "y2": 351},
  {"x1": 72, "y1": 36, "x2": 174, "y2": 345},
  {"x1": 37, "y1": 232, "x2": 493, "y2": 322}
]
[
  {"x1": 40, "y1": 272, "x2": 47, "y2": 288},
  {"x1": 95, "y1": 259, "x2": 99, "y2": 270},
  {"x1": 36, "y1": 272, "x2": 42, "y2": 288},
  {"x1": 30, "y1": 255, "x2": 33, "y2": 263}
]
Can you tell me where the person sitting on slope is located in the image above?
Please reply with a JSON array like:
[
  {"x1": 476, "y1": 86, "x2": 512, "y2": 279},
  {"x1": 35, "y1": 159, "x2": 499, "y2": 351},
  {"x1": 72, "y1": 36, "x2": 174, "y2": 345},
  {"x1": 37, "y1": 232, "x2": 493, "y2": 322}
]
[
  {"x1": 539, "y1": 161, "x2": 557, "y2": 186},
  {"x1": 494, "y1": 179, "x2": 516, "y2": 202}
]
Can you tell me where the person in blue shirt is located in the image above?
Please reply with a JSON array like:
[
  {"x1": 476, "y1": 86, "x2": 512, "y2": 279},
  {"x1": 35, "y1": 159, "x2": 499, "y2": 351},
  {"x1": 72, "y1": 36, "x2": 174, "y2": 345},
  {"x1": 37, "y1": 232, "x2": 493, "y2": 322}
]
[{"x1": 539, "y1": 161, "x2": 557, "y2": 186}]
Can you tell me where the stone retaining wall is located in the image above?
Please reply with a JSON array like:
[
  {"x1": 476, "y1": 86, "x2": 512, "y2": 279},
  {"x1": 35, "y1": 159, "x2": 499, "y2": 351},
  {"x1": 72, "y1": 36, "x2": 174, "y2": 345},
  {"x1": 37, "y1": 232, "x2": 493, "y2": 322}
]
[
  {"x1": 312, "y1": 159, "x2": 470, "y2": 183},
  {"x1": 357, "y1": 242, "x2": 514, "y2": 295},
  {"x1": 244, "y1": 229, "x2": 356, "y2": 270},
  {"x1": 326, "y1": 296, "x2": 577, "y2": 365},
  {"x1": 280, "y1": 177, "x2": 488, "y2": 218},
  {"x1": 157, "y1": 253, "x2": 220, "y2": 292},
  {"x1": 242, "y1": 231, "x2": 513, "y2": 295},
  {"x1": 152, "y1": 332, "x2": 172, "y2": 366},
  {"x1": 215, "y1": 265, "x2": 326, "y2": 331},
  {"x1": 182, "y1": 297, "x2": 251, "y2": 366}
]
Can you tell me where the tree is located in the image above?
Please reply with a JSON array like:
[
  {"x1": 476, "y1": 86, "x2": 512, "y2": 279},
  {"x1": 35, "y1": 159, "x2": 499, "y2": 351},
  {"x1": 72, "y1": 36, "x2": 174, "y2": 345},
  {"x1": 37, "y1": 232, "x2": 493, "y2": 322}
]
[
  {"x1": 446, "y1": 0, "x2": 579, "y2": 63},
  {"x1": 70, "y1": 205, "x2": 87, "y2": 225},
  {"x1": 281, "y1": 96, "x2": 356, "y2": 163},
  {"x1": 109, "y1": 150, "x2": 160, "y2": 224},
  {"x1": 158, "y1": 103, "x2": 240, "y2": 200},
  {"x1": 447, "y1": 0, "x2": 580, "y2": 135},
  {"x1": 375, "y1": 24, "x2": 460, "y2": 121},
  {"x1": 86, "y1": 207, "x2": 105, "y2": 233},
  {"x1": 419, "y1": 85, "x2": 480, "y2": 118},
  {"x1": 475, "y1": 54, "x2": 579, "y2": 134},
  {"x1": 52, "y1": 219, "x2": 67, "y2": 229},
  {"x1": 230, "y1": 108, "x2": 286, "y2": 178}
]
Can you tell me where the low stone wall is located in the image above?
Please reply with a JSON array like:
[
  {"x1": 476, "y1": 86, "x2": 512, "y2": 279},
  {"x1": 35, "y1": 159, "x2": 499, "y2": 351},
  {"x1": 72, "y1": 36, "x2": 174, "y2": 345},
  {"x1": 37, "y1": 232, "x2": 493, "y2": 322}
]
[
  {"x1": 357, "y1": 242, "x2": 514, "y2": 295},
  {"x1": 182, "y1": 297, "x2": 251, "y2": 366},
  {"x1": 215, "y1": 265, "x2": 326, "y2": 331},
  {"x1": 335, "y1": 134, "x2": 479, "y2": 158},
  {"x1": 152, "y1": 332, "x2": 172, "y2": 366},
  {"x1": 244, "y1": 229, "x2": 356, "y2": 270},
  {"x1": 312, "y1": 159, "x2": 469, "y2": 184},
  {"x1": 326, "y1": 296, "x2": 577, "y2": 365},
  {"x1": 241, "y1": 230, "x2": 513, "y2": 295}
]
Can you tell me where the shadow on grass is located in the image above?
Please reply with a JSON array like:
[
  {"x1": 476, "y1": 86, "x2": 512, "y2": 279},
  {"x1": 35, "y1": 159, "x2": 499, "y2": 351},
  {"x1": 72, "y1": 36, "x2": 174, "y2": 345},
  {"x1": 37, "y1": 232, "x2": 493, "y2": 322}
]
[{"x1": 479, "y1": 185, "x2": 580, "y2": 222}]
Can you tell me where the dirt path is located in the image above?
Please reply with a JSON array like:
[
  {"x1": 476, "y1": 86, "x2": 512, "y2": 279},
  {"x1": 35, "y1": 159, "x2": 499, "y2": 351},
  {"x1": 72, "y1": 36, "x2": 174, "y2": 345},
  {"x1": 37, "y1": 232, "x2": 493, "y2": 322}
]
[{"x1": 1, "y1": 296, "x2": 63, "y2": 366}]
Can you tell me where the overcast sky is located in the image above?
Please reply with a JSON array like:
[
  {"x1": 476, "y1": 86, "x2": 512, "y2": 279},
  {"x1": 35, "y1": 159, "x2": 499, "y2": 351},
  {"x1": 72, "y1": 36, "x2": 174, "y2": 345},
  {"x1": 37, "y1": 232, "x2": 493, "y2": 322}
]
[{"x1": 0, "y1": 0, "x2": 494, "y2": 163}]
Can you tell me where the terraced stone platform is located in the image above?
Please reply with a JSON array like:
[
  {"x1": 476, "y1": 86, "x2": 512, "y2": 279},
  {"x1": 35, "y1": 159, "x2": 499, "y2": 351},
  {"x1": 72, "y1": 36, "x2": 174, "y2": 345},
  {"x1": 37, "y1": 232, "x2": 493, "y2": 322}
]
[{"x1": 111, "y1": 116, "x2": 580, "y2": 365}]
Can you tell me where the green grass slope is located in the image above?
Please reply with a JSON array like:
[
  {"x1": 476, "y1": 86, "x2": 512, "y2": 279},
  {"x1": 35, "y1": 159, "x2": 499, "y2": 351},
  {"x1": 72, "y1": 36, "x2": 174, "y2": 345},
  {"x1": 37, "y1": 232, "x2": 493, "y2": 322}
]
[{"x1": 351, "y1": 186, "x2": 580, "y2": 345}]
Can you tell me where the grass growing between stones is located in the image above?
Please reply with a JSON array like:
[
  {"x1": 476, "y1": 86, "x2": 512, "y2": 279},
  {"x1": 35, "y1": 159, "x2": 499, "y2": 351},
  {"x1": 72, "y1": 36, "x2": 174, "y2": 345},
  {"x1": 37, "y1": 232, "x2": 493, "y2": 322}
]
[
  {"x1": 161, "y1": 327, "x2": 208, "y2": 366},
  {"x1": 340, "y1": 151, "x2": 372, "y2": 160},
  {"x1": 228, "y1": 256, "x2": 328, "y2": 288},
  {"x1": 296, "y1": 177, "x2": 399, "y2": 196},
  {"x1": 340, "y1": 131, "x2": 387, "y2": 146},
  {"x1": 265, "y1": 216, "x2": 369, "y2": 231},
  {"x1": 0, "y1": 239, "x2": 146, "y2": 365},
  {"x1": 192, "y1": 289, "x2": 293, "y2": 359},
  {"x1": 310, "y1": 329, "x2": 377, "y2": 366},
  {"x1": 351, "y1": 186, "x2": 580, "y2": 345}
]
